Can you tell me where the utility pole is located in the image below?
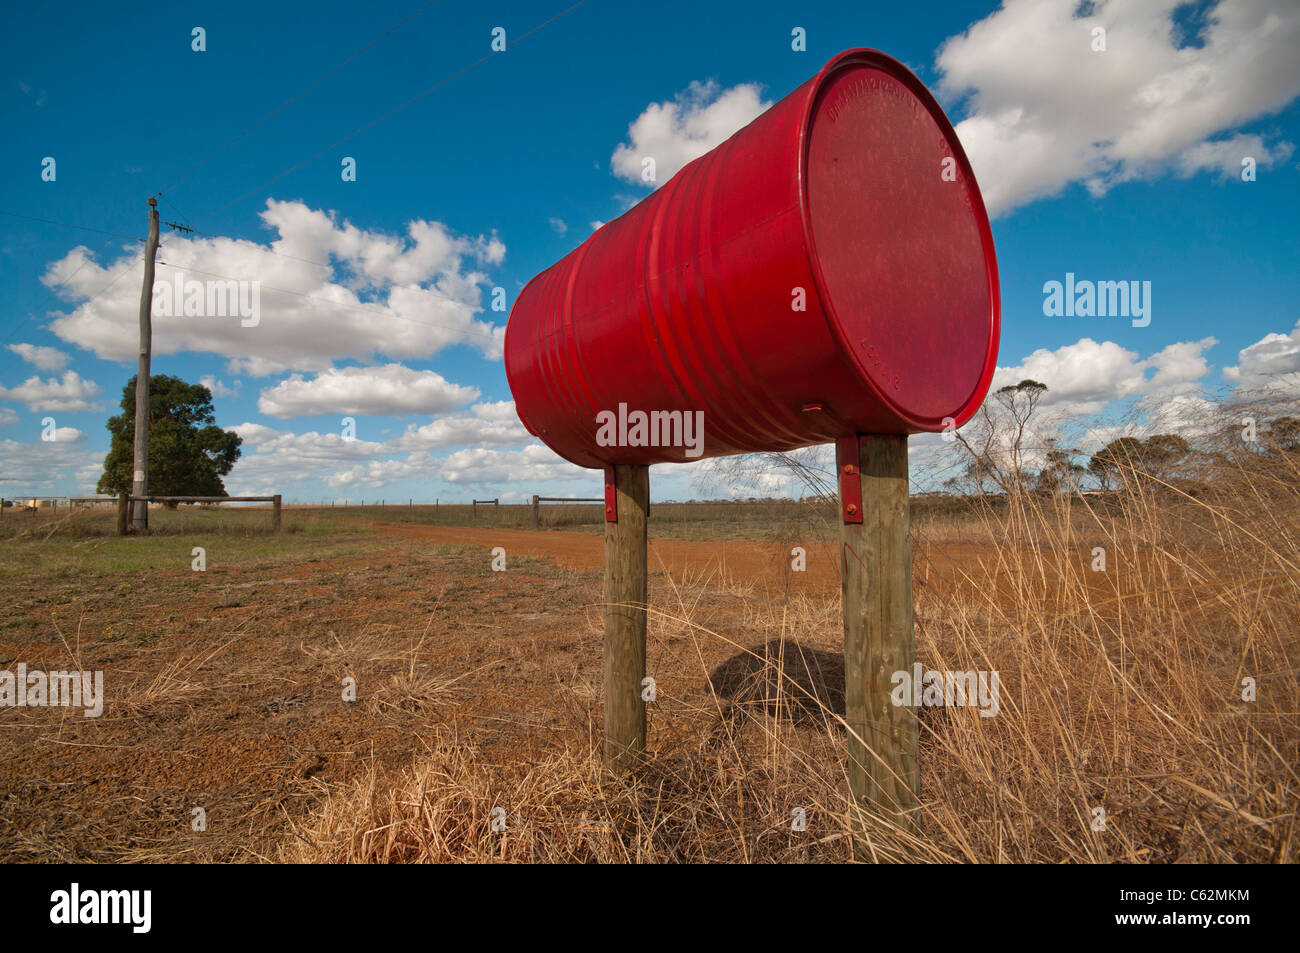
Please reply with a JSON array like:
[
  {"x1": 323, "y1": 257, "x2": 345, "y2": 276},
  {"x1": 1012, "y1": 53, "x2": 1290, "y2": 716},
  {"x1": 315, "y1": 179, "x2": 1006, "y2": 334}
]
[{"x1": 131, "y1": 197, "x2": 160, "y2": 531}]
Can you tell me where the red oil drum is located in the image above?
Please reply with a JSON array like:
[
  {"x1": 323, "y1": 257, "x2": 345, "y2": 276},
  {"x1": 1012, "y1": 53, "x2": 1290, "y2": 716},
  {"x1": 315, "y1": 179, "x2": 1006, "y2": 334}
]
[{"x1": 505, "y1": 48, "x2": 999, "y2": 469}]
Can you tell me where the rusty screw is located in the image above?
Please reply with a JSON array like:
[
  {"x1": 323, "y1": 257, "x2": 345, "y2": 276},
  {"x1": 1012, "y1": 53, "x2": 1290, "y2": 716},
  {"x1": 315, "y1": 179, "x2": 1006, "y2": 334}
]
[
  {"x1": 843, "y1": 464, "x2": 857, "y2": 475},
  {"x1": 846, "y1": 503, "x2": 858, "y2": 515}
]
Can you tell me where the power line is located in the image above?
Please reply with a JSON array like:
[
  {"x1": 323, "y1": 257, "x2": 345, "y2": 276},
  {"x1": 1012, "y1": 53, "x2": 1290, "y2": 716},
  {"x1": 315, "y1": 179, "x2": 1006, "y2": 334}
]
[
  {"x1": 0, "y1": 210, "x2": 142, "y2": 243},
  {"x1": 194, "y1": 0, "x2": 591, "y2": 228},
  {"x1": 0, "y1": 193, "x2": 158, "y2": 352},
  {"x1": 158, "y1": 0, "x2": 445, "y2": 197},
  {"x1": 4, "y1": 203, "x2": 334, "y2": 272}
]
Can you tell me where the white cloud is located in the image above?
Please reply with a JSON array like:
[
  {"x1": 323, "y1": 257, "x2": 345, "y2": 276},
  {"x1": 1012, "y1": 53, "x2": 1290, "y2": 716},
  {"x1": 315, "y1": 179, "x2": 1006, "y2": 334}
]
[
  {"x1": 992, "y1": 335, "x2": 1217, "y2": 417},
  {"x1": 43, "y1": 200, "x2": 507, "y2": 376},
  {"x1": 224, "y1": 402, "x2": 559, "y2": 492},
  {"x1": 937, "y1": 0, "x2": 1300, "y2": 216},
  {"x1": 0, "y1": 438, "x2": 102, "y2": 491},
  {"x1": 548, "y1": 217, "x2": 568, "y2": 235},
  {"x1": 1176, "y1": 133, "x2": 1295, "y2": 179},
  {"x1": 391, "y1": 400, "x2": 530, "y2": 450},
  {"x1": 257, "y1": 364, "x2": 479, "y2": 418},
  {"x1": 199, "y1": 375, "x2": 240, "y2": 399},
  {"x1": 0, "y1": 370, "x2": 101, "y2": 412},
  {"x1": 612, "y1": 80, "x2": 772, "y2": 187},
  {"x1": 435, "y1": 444, "x2": 587, "y2": 485},
  {"x1": 8, "y1": 343, "x2": 70, "y2": 372},
  {"x1": 0, "y1": 408, "x2": 17, "y2": 428},
  {"x1": 1223, "y1": 317, "x2": 1300, "y2": 393}
]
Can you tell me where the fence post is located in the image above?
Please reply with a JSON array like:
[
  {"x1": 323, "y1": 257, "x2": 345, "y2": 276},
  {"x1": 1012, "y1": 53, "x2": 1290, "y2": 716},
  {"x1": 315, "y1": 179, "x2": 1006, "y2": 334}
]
[
  {"x1": 603, "y1": 464, "x2": 649, "y2": 774},
  {"x1": 839, "y1": 435, "x2": 918, "y2": 854},
  {"x1": 117, "y1": 493, "x2": 129, "y2": 536},
  {"x1": 532, "y1": 494, "x2": 540, "y2": 528},
  {"x1": 273, "y1": 494, "x2": 282, "y2": 532}
]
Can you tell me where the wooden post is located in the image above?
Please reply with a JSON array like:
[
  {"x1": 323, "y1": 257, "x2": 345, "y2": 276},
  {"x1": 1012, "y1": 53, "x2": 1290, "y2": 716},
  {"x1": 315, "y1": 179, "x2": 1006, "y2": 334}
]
[
  {"x1": 603, "y1": 464, "x2": 649, "y2": 774},
  {"x1": 839, "y1": 435, "x2": 918, "y2": 849},
  {"x1": 272, "y1": 494, "x2": 282, "y2": 532},
  {"x1": 131, "y1": 197, "x2": 160, "y2": 532},
  {"x1": 532, "y1": 494, "x2": 540, "y2": 529},
  {"x1": 117, "y1": 493, "x2": 129, "y2": 536}
]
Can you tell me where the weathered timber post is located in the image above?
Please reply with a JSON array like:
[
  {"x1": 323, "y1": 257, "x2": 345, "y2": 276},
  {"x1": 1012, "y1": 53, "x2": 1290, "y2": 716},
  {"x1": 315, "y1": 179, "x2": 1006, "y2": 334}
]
[
  {"x1": 117, "y1": 493, "x2": 129, "y2": 536},
  {"x1": 532, "y1": 494, "x2": 540, "y2": 529},
  {"x1": 272, "y1": 494, "x2": 282, "y2": 532},
  {"x1": 131, "y1": 198, "x2": 160, "y2": 532},
  {"x1": 603, "y1": 464, "x2": 649, "y2": 774},
  {"x1": 839, "y1": 435, "x2": 918, "y2": 849}
]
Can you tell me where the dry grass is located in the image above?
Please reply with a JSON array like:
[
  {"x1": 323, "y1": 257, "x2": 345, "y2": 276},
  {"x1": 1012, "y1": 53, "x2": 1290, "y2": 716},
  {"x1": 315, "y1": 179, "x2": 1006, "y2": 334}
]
[{"x1": 281, "y1": 407, "x2": 1298, "y2": 863}]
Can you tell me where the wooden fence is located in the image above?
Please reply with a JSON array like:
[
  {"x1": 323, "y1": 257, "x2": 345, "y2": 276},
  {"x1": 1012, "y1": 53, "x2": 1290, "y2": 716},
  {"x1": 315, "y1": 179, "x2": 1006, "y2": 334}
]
[
  {"x1": 531, "y1": 495, "x2": 603, "y2": 528},
  {"x1": 117, "y1": 494, "x2": 282, "y2": 535}
]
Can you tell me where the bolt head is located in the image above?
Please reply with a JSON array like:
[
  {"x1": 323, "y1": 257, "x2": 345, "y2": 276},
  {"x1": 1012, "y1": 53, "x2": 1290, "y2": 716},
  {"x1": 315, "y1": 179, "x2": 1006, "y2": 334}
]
[{"x1": 846, "y1": 503, "x2": 858, "y2": 515}]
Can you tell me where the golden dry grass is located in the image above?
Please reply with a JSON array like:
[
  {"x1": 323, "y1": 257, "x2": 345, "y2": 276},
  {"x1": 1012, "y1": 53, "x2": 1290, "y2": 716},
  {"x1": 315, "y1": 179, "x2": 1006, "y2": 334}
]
[{"x1": 281, "y1": 421, "x2": 1298, "y2": 863}]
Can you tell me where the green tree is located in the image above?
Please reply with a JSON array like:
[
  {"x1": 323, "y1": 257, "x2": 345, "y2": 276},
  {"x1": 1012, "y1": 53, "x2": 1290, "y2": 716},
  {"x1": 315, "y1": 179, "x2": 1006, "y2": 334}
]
[
  {"x1": 97, "y1": 375, "x2": 242, "y2": 501},
  {"x1": 1035, "y1": 444, "x2": 1085, "y2": 494},
  {"x1": 1088, "y1": 436, "x2": 1144, "y2": 491},
  {"x1": 1270, "y1": 416, "x2": 1300, "y2": 452},
  {"x1": 1134, "y1": 433, "x2": 1191, "y2": 482},
  {"x1": 1089, "y1": 434, "x2": 1190, "y2": 489}
]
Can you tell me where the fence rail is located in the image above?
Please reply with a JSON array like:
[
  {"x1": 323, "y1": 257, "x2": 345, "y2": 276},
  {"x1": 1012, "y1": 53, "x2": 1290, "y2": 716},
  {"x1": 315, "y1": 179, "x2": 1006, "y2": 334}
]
[
  {"x1": 0, "y1": 495, "x2": 117, "y2": 518},
  {"x1": 530, "y1": 495, "x2": 604, "y2": 527},
  {"x1": 117, "y1": 494, "x2": 282, "y2": 534}
]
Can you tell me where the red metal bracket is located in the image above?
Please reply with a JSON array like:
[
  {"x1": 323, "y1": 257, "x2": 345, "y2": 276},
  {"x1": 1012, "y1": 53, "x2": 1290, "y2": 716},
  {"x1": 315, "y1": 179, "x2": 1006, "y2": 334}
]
[
  {"x1": 604, "y1": 465, "x2": 617, "y2": 522},
  {"x1": 836, "y1": 436, "x2": 863, "y2": 524}
]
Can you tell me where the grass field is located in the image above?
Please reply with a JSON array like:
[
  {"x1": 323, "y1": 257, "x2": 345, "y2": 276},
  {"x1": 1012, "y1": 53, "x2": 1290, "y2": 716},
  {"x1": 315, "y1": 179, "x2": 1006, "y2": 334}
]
[{"x1": 1, "y1": 446, "x2": 1296, "y2": 862}]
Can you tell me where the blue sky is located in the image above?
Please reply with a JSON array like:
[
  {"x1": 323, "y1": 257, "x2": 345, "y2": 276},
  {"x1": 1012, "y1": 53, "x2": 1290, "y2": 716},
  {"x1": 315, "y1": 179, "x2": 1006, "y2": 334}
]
[{"x1": 2, "y1": 0, "x2": 1298, "y2": 502}]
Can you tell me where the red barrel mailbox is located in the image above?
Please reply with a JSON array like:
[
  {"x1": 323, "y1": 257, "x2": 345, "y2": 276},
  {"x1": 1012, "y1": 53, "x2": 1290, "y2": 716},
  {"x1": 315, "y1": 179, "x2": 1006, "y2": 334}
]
[{"x1": 505, "y1": 48, "x2": 1000, "y2": 469}]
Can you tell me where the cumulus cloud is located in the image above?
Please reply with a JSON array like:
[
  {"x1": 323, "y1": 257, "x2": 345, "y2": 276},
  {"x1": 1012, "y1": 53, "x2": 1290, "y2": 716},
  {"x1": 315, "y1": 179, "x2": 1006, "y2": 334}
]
[
  {"x1": 548, "y1": 217, "x2": 568, "y2": 235},
  {"x1": 0, "y1": 437, "x2": 102, "y2": 491},
  {"x1": 1176, "y1": 133, "x2": 1294, "y2": 179},
  {"x1": 390, "y1": 400, "x2": 530, "y2": 450},
  {"x1": 43, "y1": 200, "x2": 508, "y2": 376},
  {"x1": 199, "y1": 375, "x2": 240, "y2": 399},
  {"x1": 223, "y1": 401, "x2": 571, "y2": 492},
  {"x1": 8, "y1": 343, "x2": 70, "y2": 372},
  {"x1": 612, "y1": 80, "x2": 772, "y2": 187},
  {"x1": 434, "y1": 444, "x2": 587, "y2": 485},
  {"x1": 991, "y1": 335, "x2": 1217, "y2": 418},
  {"x1": 257, "y1": 364, "x2": 479, "y2": 418},
  {"x1": 937, "y1": 0, "x2": 1300, "y2": 216},
  {"x1": 0, "y1": 370, "x2": 101, "y2": 412},
  {"x1": 0, "y1": 407, "x2": 18, "y2": 428},
  {"x1": 1223, "y1": 317, "x2": 1300, "y2": 393}
]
